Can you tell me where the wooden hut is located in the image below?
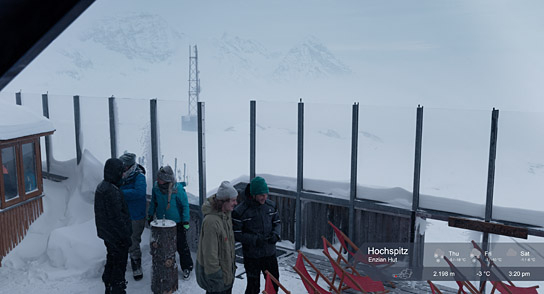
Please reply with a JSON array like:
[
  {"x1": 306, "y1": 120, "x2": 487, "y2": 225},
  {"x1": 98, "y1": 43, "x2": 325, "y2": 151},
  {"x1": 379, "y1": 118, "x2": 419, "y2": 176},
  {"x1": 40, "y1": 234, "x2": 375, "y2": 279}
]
[{"x1": 0, "y1": 101, "x2": 55, "y2": 264}]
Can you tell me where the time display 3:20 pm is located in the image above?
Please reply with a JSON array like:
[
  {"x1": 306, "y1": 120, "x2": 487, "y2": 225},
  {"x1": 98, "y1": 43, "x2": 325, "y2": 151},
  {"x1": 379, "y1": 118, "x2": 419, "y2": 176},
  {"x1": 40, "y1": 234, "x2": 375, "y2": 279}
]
[{"x1": 508, "y1": 271, "x2": 531, "y2": 278}]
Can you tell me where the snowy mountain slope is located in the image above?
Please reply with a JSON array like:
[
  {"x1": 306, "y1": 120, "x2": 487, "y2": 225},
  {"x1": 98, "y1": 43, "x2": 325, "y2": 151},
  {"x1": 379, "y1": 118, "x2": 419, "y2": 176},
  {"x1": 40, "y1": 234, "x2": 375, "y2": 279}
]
[
  {"x1": 210, "y1": 33, "x2": 352, "y2": 83},
  {"x1": 80, "y1": 13, "x2": 184, "y2": 63},
  {"x1": 5, "y1": 21, "x2": 353, "y2": 102},
  {"x1": 273, "y1": 36, "x2": 352, "y2": 81},
  {"x1": 211, "y1": 33, "x2": 281, "y2": 81}
]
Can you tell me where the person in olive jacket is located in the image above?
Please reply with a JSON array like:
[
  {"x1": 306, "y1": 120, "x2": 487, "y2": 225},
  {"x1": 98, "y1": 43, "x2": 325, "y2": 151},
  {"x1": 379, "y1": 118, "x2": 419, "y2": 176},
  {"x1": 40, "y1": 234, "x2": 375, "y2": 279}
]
[
  {"x1": 232, "y1": 177, "x2": 281, "y2": 294},
  {"x1": 147, "y1": 165, "x2": 193, "y2": 279},
  {"x1": 94, "y1": 158, "x2": 132, "y2": 294},
  {"x1": 196, "y1": 181, "x2": 239, "y2": 294}
]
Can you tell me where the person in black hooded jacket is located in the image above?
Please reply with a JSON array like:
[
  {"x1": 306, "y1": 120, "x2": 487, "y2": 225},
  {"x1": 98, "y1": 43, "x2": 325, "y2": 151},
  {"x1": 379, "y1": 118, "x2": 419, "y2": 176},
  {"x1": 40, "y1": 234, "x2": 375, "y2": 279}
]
[
  {"x1": 95, "y1": 158, "x2": 133, "y2": 294},
  {"x1": 232, "y1": 177, "x2": 281, "y2": 294}
]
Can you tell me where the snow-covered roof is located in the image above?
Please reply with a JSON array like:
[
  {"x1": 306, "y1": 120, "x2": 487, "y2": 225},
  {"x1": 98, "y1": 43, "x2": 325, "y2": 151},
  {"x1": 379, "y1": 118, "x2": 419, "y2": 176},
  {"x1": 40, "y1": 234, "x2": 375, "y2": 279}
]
[{"x1": 0, "y1": 101, "x2": 55, "y2": 140}]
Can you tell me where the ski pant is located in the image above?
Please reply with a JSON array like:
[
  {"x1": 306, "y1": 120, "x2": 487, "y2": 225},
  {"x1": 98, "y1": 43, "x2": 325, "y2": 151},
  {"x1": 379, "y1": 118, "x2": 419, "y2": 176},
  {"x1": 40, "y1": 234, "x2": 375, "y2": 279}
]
[
  {"x1": 128, "y1": 219, "x2": 145, "y2": 260},
  {"x1": 243, "y1": 255, "x2": 279, "y2": 294},
  {"x1": 206, "y1": 287, "x2": 232, "y2": 294},
  {"x1": 103, "y1": 241, "x2": 129, "y2": 288},
  {"x1": 176, "y1": 222, "x2": 194, "y2": 271}
]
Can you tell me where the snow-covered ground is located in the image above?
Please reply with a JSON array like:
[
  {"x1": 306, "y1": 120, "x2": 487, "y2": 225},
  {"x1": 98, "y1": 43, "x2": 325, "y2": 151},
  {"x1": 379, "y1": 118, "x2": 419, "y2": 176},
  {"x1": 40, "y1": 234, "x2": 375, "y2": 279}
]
[
  {"x1": 2, "y1": 0, "x2": 544, "y2": 292},
  {"x1": 2, "y1": 89, "x2": 544, "y2": 294},
  {"x1": 1, "y1": 149, "x2": 543, "y2": 293}
]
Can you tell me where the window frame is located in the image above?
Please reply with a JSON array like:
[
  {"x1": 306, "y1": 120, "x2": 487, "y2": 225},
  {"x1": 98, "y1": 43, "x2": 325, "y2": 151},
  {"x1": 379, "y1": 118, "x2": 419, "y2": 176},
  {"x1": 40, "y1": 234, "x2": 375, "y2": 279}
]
[
  {"x1": 0, "y1": 136, "x2": 43, "y2": 209},
  {"x1": 1, "y1": 142, "x2": 21, "y2": 204}
]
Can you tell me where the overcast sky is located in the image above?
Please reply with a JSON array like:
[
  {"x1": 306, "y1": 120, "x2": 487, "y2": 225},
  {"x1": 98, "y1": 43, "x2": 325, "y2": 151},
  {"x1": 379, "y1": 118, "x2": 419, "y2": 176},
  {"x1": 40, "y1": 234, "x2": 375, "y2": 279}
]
[{"x1": 4, "y1": 0, "x2": 544, "y2": 111}]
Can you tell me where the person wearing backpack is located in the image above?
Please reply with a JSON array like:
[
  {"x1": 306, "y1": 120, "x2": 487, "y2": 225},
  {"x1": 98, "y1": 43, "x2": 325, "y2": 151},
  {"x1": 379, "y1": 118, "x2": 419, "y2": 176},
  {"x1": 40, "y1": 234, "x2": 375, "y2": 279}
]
[{"x1": 118, "y1": 152, "x2": 147, "y2": 281}]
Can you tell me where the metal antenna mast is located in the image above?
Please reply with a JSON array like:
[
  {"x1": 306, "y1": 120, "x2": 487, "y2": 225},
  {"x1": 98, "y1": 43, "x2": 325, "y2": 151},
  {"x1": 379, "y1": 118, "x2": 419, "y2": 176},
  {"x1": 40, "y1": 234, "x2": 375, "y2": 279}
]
[
  {"x1": 188, "y1": 45, "x2": 200, "y2": 117},
  {"x1": 182, "y1": 45, "x2": 200, "y2": 131}
]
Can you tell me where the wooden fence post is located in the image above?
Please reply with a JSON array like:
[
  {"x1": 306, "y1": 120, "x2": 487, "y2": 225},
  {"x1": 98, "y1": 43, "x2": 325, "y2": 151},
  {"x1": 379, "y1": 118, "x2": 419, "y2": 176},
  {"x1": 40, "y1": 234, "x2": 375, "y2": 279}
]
[
  {"x1": 348, "y1": 103, "x2": 359, "y2": 242},
  {"x1": 481, "y1": 108, "x2": 499, "y2": 291},
  {"x1": 250, "y1": 100, "x2": 256, "y2": 180},
  {"x1": 150, "y1": 99, "x2": 158, "y2": 182},
  {"x1": 108, "y1": 96, "x2": 117, "y2": 158},
  {"x1": 296, "y1": 99, "x2": 304, "y2": 250},
  {"x1": 73, "y1": 95, "x2": 81, "y2": 165},
  {"x1": 410, "y1": 105, "x2": 424, "y2": 274},
  {"x1": 197, "y1": 101, "x2": 206, "y2": 207},
  {"x1": 42, "y1": 93, "x2": 51, "y2": 173}
]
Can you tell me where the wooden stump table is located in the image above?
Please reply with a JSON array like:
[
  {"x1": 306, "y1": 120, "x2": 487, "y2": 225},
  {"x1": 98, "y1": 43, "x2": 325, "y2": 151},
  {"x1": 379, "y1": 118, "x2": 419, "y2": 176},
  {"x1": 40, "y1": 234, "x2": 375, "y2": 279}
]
[{"x1": 150, "y1": 219, "x2": 178, "y2": 294}]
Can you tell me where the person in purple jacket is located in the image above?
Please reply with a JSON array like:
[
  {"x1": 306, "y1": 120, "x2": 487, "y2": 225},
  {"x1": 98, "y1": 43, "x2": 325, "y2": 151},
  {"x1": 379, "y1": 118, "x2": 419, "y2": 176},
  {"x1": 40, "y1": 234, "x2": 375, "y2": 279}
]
[{"x1": 118, "y1": 152, "x2": 147, "y2": 281}]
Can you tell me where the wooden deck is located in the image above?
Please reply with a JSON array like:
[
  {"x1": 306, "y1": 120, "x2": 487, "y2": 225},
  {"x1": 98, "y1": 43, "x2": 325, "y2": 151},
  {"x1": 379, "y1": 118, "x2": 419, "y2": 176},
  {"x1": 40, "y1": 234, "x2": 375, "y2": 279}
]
[{"x1": 235, "y1": 245, "x2": 458, "y2": 294}]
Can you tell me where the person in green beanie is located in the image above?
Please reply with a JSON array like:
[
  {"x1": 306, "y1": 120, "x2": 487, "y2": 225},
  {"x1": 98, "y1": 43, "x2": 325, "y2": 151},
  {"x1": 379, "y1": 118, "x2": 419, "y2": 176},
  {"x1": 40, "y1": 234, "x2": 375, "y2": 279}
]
[{"x1": 232, "y1": 176, "x2": 281, "y2": 294}]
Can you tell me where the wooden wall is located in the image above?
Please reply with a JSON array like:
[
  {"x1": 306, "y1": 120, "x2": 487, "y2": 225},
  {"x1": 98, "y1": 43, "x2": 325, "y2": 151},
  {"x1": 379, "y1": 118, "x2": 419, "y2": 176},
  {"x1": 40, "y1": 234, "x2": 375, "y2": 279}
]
[
  {"x1": 186, "y1": 191, "x2": 411, "y2": 251},
  {"x1": 0, "y1": 197, "x2": 43, "y2": 264},
  {"x1": 272, "y1": 195, "x2": 411, "y2": 249}
]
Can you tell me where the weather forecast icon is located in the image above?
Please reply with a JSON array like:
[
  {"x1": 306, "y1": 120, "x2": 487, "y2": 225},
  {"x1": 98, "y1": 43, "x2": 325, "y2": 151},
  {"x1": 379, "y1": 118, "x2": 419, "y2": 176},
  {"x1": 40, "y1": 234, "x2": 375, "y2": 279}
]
[
  {"x1": 393, "y1": 268, "x2": 413, "y2": 279},
  {"x1": 470, "y1": 248, "x2": 481, "y2": 263},
  {"x1": 434, "y1": 249, "x2": 445, "y2": 263},
  {"x1": 434, "y1": 249, "x2": 445, "y2": 259}
]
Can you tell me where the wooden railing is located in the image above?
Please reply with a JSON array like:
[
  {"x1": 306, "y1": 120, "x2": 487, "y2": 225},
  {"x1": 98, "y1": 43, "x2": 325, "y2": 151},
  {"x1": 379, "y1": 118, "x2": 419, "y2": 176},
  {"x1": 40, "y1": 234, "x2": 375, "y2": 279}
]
[{"x1": 0, "y1": 196, "x2": 44, "y2": 265}]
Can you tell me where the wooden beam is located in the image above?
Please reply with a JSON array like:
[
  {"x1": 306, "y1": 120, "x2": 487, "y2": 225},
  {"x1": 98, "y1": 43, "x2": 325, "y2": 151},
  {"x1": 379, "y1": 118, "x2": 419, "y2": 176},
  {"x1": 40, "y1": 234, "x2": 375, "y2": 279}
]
[{"x1": 448, "y1": 217, "x2": 528, "y2": 239}]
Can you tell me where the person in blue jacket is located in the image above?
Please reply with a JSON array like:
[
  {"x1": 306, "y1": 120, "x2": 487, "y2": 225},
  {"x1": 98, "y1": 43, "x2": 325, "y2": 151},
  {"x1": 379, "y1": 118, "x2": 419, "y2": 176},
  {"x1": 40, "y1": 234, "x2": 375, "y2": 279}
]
[
  {"x1": 147, "y1": 165, "x2": 193, "y2": 280},
  {"x1": 118, "y1": 153, "x2": 147, "y2": 281}
]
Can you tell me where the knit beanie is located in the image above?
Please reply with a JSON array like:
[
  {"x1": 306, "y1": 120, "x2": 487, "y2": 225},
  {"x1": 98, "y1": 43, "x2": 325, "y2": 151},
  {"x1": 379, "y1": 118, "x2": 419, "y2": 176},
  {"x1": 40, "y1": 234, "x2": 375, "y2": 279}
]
[
  {"x1": 157, "y1": 165, "x2": 175, "y2": 182},
  {"x1": 250, "y1": 176, "x2": 269, "y2": 196},
  {"x1": 216, "y1": 181, "x2": 238, "y2": 200},
  {"x1": 119, "y1": 153, "x2": 136, "y2": 168}
]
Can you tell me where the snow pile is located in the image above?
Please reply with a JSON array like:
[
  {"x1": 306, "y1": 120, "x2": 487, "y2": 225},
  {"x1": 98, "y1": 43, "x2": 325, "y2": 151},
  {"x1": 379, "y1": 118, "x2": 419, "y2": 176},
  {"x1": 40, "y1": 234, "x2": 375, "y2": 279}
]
[
  {"x1": 45, "y1": 151, "x2": 105, "y2": 272},
  {"x1": 47, "y1": 220, "x2": 104, "y2": 272},
  {"x1": 3, "y1": 152, "x2": 105, "y2": 272},
  {"x1": 0, "y1": 100, "x2": 55, "y2": 140},
  {"x1": 263, "y1": 173, "x2": 544, "y2": 227}
]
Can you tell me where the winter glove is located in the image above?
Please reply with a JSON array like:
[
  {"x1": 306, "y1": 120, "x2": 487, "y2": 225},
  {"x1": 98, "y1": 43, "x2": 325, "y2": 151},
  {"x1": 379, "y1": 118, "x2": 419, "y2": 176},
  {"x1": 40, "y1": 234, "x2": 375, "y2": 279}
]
[
  {"x1": 266, "y1": 234, "x2": 280, "y2": 244},
  {"x1": 255, "y1": 234, "x2": 267, "y2": 247},
  {"x1": 182, "y1": 222, "x2": 190, "y2": 230},
  {"x1": 147, "y1": 216, "x2": 153, "y2": 226}
]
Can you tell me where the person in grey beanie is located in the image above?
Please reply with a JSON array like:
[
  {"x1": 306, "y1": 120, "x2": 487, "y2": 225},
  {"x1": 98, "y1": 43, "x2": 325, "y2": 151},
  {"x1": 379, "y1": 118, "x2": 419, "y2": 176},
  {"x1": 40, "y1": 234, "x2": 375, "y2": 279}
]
[
  {"x1": 196, "y1": 181, "x2": 238, "y2": 294},
  {"x1": 147, "y1": 165, "x2": 194, "y2": 280}
]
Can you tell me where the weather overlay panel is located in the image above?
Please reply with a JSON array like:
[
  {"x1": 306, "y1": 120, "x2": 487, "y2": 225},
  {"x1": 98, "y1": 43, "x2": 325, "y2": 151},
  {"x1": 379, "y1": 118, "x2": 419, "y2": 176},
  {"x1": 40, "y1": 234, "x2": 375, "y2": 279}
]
[{"x1": 351, "y1": 242, "x2": 543, "y2": 281}]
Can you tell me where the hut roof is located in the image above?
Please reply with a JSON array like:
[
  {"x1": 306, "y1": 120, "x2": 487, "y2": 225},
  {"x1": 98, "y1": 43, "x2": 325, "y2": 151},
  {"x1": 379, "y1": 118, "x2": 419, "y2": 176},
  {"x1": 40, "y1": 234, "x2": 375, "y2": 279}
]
[{"x1": 0, "y1": 101, "x2": 55, "y2": 141}]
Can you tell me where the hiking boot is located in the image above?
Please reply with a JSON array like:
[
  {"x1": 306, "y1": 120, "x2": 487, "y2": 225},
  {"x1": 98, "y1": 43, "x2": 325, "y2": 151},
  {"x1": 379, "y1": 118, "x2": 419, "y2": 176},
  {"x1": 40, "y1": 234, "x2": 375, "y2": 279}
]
[
  {"x1": 105, "y1": 283, "x2": 112, "y2": 294},
  {"x1": 110, "y1": 281, "x2": 127, "y2": 294},
  {"x1": 131, "y1": 258, "x2": 143, "y2": 281},
  {"x1": 182, "y1": 269, "x2": 191, "y2": 280}
]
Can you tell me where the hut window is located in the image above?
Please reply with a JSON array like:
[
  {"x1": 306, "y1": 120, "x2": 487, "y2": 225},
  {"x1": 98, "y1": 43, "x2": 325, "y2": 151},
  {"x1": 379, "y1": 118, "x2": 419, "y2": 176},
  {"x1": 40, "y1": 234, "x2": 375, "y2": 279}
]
[
  {"x1": 1, "y1": 146, "x2": 19, "y2": 201},
  {"x1": 22, "y1": 142, "x2": 38, "y2": 193}
]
